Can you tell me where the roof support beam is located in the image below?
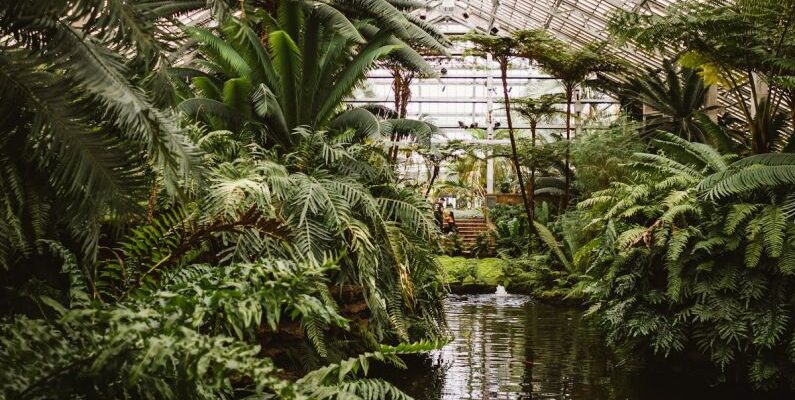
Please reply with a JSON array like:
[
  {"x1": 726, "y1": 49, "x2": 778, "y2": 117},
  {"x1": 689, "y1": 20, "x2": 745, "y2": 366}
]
[
  {"x1": 544, "y1": 0, "x2": 565, "y2": 28},
  {"x1": 428, "y1": 13, "x2": 480, "y2": 30},
  {"x1": 487, "y1": 0, "x2": 501, "y2": 30},
  {"x1": 632, "y1": 0, "x2": 651, "y2": 12}
]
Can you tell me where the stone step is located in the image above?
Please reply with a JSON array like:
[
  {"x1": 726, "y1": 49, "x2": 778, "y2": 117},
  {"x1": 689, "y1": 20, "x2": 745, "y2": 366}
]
[{"x1": 446, "y1": 217, "x2": 491, "y2": 249}]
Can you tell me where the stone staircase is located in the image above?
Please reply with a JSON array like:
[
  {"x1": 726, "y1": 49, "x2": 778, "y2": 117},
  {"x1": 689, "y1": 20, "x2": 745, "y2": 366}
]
[{"x1": 455, "y1": 217, "x2": 491, "y2": 249}]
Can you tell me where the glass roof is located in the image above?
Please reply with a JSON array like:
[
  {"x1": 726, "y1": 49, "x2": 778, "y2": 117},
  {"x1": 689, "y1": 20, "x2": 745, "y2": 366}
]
[{"x1": 418, "y1": 0, "x2": 680, "y2": 71}]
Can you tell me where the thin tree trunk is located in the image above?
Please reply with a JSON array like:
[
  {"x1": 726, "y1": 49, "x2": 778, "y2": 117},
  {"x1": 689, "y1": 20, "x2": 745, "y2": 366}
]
[
  {"x1": 389, "y1": 69, "x2": 413, "y2": 163},
  {"x1": 789, "y1": 94, "x2": 795, "y2": 140},
  {"x1": 389, "y1": 67, "x2": 402, "y2": 161},
  {"x1": 529, "y1": 121, "x2": 536, "y2": 222},
  {"x1": 499, "y1": 61, "x2": 534, "y2": 233},
  {"x1": 564, "y1": 85, "x2": 572, "y2": 208},
  {"x1": 425, "y1": 164, "x2": 439, "y2": 198}
]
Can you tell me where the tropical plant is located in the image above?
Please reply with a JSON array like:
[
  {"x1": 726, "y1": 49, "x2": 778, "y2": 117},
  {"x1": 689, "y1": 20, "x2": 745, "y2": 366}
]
[
  {"x1": 461, "y1": 31, "x2": 535, "y2": 235},
  {"x1": 168, "y1": 3, "x2": 451, "y2": 346},
  {"x1": 0, "y1": 251, "x2": 442, "y2": 399},
  {"x1": 1, "y1": 3, "x2": 449, "y2": 399},
  {"x1": 622, "y1": 60, "x2": 712, "y2": 142},
  {"x1": 700, "y1": 153, "x2": 795, "y2": 216},
  {"x1": 472, "y1": 232, "x2": 496, "y2": 258},
  {"x1": 0, "y1": 0, "x2": 226, "y2": 269},
  {"x1": 578, "y1": 131, "x2": 795, "y2": 389},
  {"x1": 570, "y1": 118, "x2": 646, "y2": 196},
  {"x1": 511, "y1": 135, "x2": 571, "y2": 209},
  {"x1": 436, "y1": 145, "x2": 488, "y2": 206},
  {"x1": 165, "y1": 127, "x2": 446, "y2": 344},
  {"x1": 609, "y1": 0, "x2": 795, "y2": 154},
  {"x1": 516, "y1": 31, "x2": 624, "y2": 206},
  {"x1": 493, "y1": 217, "x2": 528, "y2": 258},
  {"x1": 384, "y1": 64, "x2": 437, "y2": 162},
  {"x1": 465, "y1": 128, "x2": 516, "y2": 192},
  {"x1": 178, "y1": 5, "x2": 446, "y2": 153},
  {"x1": 516, "y1": 93, "x2": 565, "y2": 218},
  {"x1": 417, "y1": 145, "x2": 460, "y2": 197}
]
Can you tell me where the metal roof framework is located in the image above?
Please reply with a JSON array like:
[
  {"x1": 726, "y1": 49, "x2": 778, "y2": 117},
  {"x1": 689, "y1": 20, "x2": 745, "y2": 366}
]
[
  {"x1": 418, "y1": 0, "x2": 677, "y2": 72},
  {"x1": 409, "y1": 0, "x2": 747, "y2": 124}
]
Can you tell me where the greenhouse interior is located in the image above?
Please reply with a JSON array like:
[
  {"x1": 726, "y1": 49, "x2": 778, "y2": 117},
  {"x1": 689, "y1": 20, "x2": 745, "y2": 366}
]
[{"x1": 2, "y1": 1, "x2": 795, "y2": 399}]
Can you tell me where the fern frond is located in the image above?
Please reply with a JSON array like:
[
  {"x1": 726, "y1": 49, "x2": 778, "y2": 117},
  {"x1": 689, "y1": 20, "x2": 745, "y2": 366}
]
[{"x1": 533, "y1": 220, "x2": 572, "y2": 271}]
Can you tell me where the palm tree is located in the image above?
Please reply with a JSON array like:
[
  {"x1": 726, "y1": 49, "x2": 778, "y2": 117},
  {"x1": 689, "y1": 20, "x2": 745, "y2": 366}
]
[
  {"x1": 462, "y1": 31, "x2": 536, "y2": 236},
  {"x1": 418, "y1": 145, "x2": 460, "y2": 197},
  {"x1": 516, "y1": 93, "x2": 564, "y2": 220}
]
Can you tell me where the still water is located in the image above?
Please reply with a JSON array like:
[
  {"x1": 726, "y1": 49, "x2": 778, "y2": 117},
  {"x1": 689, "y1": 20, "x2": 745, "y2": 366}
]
[{"x1": 382, "y1": 292, "x2": 779, "y2": 400}]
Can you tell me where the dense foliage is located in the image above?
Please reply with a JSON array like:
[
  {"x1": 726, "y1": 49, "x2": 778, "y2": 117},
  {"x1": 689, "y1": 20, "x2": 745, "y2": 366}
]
[
  {"x1": 440, "y1": 0, "x2": 795, "y2": 390},
  {"x1": 576, "y1": 132, "x2": 795, "y2": 388},
  {"x1": 0, "y1": 1, "x2": 449, "y2": 399},
  {"x1": 573, "y1": 0, "x2": 795, "y2": 390},
  {"x1": 4, "y1": 0, "x2": 795, "y2": 396}
]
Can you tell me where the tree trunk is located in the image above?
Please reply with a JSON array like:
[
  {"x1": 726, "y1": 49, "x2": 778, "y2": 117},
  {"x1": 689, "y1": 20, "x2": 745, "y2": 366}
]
[
  {"x1": 789, "y1": 94, "x2": 795, "y2": 141},
  {"x1": 499, "y1": 60, "x2": 535, "y2": 234},
  {"x1": 529, "y1": 121, "x2": 537, "y2": 222},
  {"x1": 425, "y1": 164, "x2": 439, "y2": 198},
  {"x1": 389, "y1": 67, "x2": 402, "y2": 161},
  {"x1": 564, "y1": 85, "x2": 572, "y2": 208},
  {"x1": 783, "y1": 90, "x2": 795, "y2": 142},
  {"x1": 389, "y1": 69, "x2": 413, "y2": 163},
  {"x1": 393, "y1": 73, "x2": 413, "y2": 162}
]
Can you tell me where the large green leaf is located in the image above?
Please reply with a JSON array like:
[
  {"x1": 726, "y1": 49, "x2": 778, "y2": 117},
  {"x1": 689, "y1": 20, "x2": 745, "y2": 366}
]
[
  {"x1": 316, "y1": 33, "x2": 398, "y2": 125},
  {"x1": 268, "y1": 30, "x2": 302, "y2": 129}
]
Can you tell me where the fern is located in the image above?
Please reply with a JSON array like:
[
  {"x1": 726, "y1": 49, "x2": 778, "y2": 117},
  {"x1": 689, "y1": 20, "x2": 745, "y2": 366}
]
[
  {"x1": 701, "y1": 154, "x2": 795, "y2": 200},
  {"x1": 759, "y1": 206, "x2": 788, "y2": 258},
  {"x1": 533, "y1": 220, "x2": 573, "y2": 271},
  {"x1": 577, "y1": 116, "x2": 795, "y2": 389}
]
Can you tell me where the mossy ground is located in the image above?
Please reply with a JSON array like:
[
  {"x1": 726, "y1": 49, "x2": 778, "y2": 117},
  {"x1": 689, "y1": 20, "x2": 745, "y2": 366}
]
[
  {"x1": 438, "y1": 256, "x2": 506, "y2": 286},
  {"x1": 438, "y1": 256, "x2": 583, "y2": 304}
]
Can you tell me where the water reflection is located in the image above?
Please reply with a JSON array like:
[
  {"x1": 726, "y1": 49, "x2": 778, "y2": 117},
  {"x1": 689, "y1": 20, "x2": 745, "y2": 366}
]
[
  {"x1": 384, "y1": 293, "x2": 788, "y2": 400},
  {"x1": 435, "y1": 294, "x2": 621, "y2": 400}
]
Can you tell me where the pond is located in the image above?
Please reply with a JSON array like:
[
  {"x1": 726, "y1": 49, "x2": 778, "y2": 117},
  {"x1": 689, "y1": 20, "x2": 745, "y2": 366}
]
[{"x1": 381, "y1": 292, "x2": 780, "y2": 400}]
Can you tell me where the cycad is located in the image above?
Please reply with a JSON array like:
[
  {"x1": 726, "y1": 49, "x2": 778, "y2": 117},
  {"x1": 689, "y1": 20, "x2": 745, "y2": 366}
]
[
  {"x1": 179, "y1": 5, "x2": 446, "y2": 151},
  {"x1": 623, "y1": 60, "x2": 710, "y2": 142}
]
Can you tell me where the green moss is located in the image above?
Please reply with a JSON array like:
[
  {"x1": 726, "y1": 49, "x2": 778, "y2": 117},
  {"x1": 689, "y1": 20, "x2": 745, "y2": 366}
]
[
  {"x1": 438, "y1": 256, "x2": 506, "y2": 286},
  {"x1": 437, "y1": 256, "x2": 467, "y2": 283},
  {"x1": 439, "y1": 256, "x2": 584, "y2": 302},
  {"x1": 474, "y1": 258, "x2": 505, "y2": 285}
]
